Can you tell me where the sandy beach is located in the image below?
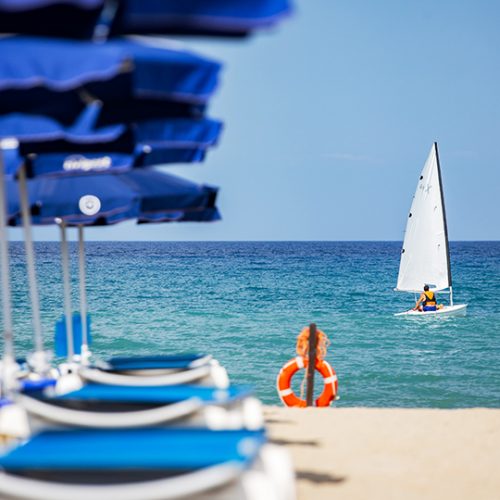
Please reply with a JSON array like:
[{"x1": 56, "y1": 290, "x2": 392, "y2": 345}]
[{"x1": 264, "y1": 406, "x2": 500, "y2": 500}]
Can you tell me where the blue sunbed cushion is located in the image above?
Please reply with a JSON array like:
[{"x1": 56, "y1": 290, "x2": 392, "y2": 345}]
[
  {"x1": 0, "y1": 397, "x2": 12, "y2": 408},
  {"x1": 52, "y1": 384, "x2": 252, "y2": 404},
  {"x1": 0, "y1": 428, "x2": 266, "y2": 470},
  {"x1": 105, "y1": 353, "x2": 209, "y2": 371},
  {"x1": 55, "y1": 312, "x2": 91, "y2": 357},
  {"x1": 21, "y1": 378, "x2": 57, "y2": 393}
]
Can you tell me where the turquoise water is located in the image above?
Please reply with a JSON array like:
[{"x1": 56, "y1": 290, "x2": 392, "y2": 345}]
[{"x1": 4, "y1": 241, "x2": 500, "y2": 408}]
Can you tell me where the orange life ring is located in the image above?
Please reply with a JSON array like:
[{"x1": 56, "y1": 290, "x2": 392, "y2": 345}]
[{"x1": 276, "y1": 356, "x2": 338, "y2": 408}]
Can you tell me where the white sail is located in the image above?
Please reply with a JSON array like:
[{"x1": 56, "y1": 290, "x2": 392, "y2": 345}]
[{"x1": 396, "y1": 143, "x2": 451, "y2": 292}]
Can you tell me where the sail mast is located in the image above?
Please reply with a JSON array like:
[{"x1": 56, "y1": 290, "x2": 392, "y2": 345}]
[{"x1": 434, "y1": 142, "x2": 453, "y2": 301}]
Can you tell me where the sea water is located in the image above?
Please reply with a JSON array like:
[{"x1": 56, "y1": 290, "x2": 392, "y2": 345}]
[{"x1": 4, "y1": 241, "x2": 500, "y2": 408}]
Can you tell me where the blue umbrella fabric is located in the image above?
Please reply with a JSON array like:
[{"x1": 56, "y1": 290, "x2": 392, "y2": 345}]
[
  {"x1": 0, "y1": 111, "x2": 222, "y2": 176},
  {"x1": 0, "y1": 36, "x2": 221, "y2": 125},
  {"x1": 6, "y1": 168, "x2": 220, "y2": 227},
  {"x1": 0, "y1": 108, "x2": 129, "y2": 160},
  {"x1": 113, "y1": 0, "x2": 292, "y2": 37},
  {"x1": 0, "y1": 0, "x2": 103, "y2": 39},
  {"x1": 138, "y1": 206, "x2": 220, "y2": 224},
  {"x1": 0, "y1": 0, "x2": 291, "y2": 38},
  {"x1": 6, "y1": 150, "x2": 208, "y2": 179},
  {"x1": 132, "y1": 116, "x2": 222, "y2": 166}
]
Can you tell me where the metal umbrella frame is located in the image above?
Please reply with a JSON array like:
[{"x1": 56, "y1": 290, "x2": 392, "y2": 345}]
[{"x1": 0, "y1": 146, "x2": 15, "y2": 396}]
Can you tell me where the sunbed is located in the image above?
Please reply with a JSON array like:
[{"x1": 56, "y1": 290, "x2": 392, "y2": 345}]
[{"x1": 0, "y1": 427, "x2": 295, "y2": 500}]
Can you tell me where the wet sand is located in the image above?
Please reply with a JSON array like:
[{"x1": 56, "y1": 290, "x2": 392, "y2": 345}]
[{"x1": 264, "y1": 407, "x2": 500, "y2": 500}]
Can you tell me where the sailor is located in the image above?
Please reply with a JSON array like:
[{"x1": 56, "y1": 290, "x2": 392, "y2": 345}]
[{"x1": 414, "y1": 285, "x2": 438, "y2": 312}]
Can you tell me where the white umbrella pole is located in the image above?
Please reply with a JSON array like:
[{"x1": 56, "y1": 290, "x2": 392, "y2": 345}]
[
  {"x1": 77, "y1": 225, "x2": 89, "y2": 359},
  {"x1": 18, "y1": 164, "x2": 44, "y2": 355},
  {"x1": 58, "y1": 220, "x2": 74, "y2": 361},
  {"x1": 0, "y1": 148, "x2": 14, "y2": 362}
]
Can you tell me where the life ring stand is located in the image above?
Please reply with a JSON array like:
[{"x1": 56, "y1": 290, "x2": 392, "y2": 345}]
[{"x1": 276, "y1": 356, "x2": 338, "y2": 408}]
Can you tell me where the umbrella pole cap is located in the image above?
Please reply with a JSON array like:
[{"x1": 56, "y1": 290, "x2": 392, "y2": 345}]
[
  {"x1": 80, "y1": 345, "x2": 92, "y2": 366},
  {"x1": 26, "y1": 350, "x2": 53, "y2": 376},
  {"x1": 210, "y1": 360, "x2": 230, "y2": 389},
  {"x1": 0, "y1": 403, "x2": 30, "y2": 440},
  {"x1": 0, "y1": 356, "x2": 20, "y2": 395},
  {"x1": 54, "y1": 369, "x2": 83, "y2": 396}
]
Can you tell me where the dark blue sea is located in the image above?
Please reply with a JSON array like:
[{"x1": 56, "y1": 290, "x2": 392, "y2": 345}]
[{"x1": 4, "y1": 241, "x2": 500, "y2": 408}]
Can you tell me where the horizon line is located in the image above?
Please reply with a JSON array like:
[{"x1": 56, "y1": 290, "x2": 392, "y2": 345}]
[{"x1": 7, "y1": 239, "x2": 500, "y2": 243}]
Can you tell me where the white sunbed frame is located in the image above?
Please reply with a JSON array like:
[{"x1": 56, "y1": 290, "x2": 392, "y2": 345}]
[
  {"x1": 78, "y1": 359, "x2": 229, "y2": 388},
  {"x1": 15, "y1": 393, "x2": 264, "y2": 432}
]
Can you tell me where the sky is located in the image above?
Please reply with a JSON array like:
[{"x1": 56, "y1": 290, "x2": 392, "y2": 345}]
[{"x1": 17, "y1": 1, "x2": 500, "y2": 241}]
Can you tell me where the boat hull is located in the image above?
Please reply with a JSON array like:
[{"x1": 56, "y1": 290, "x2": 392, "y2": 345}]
[{"x1": 395, "y1": 304, "x2": 467, "y2": 317}]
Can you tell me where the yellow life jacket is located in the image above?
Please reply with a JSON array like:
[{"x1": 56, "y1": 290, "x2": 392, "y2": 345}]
[{"x1": 423, "y1": 291, "x2": 436, "y2": 306}]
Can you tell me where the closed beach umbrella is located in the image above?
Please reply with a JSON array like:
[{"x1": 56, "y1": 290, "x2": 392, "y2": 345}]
[
  {"x1": 5, "y1": 165, "x2": 220, "y2": 365},
  {"x1": 0, "y1": 36, "x2": 222, "y2": 125},
  {"x1": 6, "y1": 168, "x2": 220, "y2": 227},
  {"x1": 0, "y1": 0, "x2": 104, "y2": 39},
  {"x1": 0, "y1": 108, "x2": 129, "y2": 162},
  {"x1": 0, "y1": 37, "x2": 223, "y2": 170},
  {"x1": 112, "y1": 0, "x2": 292, "y2": 37},
  {"x1": 0, "y1": 0, "x2": 291, "y2": 38},
  {"x1": 0, "y1": 113, "x2": 222, "y2": 176}
]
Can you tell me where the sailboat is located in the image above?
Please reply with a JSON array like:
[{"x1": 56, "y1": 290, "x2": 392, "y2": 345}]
[{"x1": 394, "y1": 142, "x2": 467, "y2": 317}]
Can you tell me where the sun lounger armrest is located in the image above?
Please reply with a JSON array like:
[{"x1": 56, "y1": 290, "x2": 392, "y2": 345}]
[{"x1": 16, "y1": 394, "x2": 203, "y2": 428}]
